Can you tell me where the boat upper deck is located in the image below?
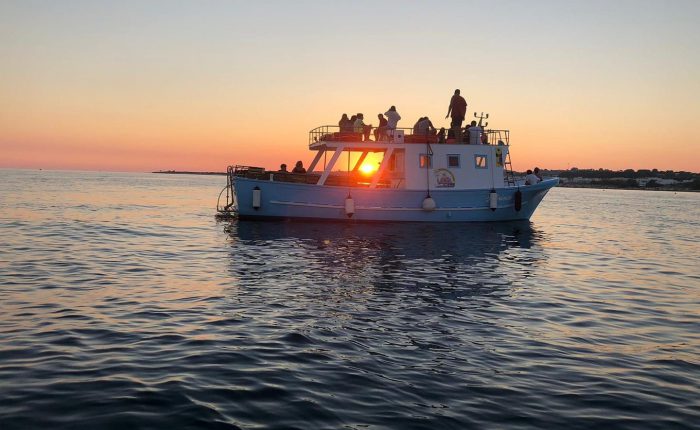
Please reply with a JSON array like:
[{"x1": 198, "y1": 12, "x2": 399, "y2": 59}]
[{"x1": 309, "y1": 125, "x2": 510, "y2": 150}]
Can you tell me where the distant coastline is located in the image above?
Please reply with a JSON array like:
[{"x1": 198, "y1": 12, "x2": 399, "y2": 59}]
[
  {"x1": 550, "y1": 168, "x2": 700, "y2": 192},
  {"x1": 153, "y1": 170, "x2": 226, "y2": 176},
  {"x1": 557, "y1": 183, "x2": 699, "y2": 192}
]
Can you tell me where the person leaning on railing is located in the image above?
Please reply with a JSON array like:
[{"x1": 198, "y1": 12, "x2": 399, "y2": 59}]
[
  {"x1": 416, "y1": 116, "x2": 436, "y2": 136},
  {"x1": 374, "y1": 113, "x2": 388, "y2": 141}
]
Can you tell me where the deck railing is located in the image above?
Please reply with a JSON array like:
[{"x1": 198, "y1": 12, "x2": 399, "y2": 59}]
[
  {"x1": 226, "y1": 164, "x2": 391, "y2": 187},
  {"x1": 309, "y1": 125, "x2": 509, "y2": 147}
]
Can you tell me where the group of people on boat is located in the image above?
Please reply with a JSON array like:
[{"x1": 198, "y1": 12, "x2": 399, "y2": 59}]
[
  {"x1": 278, "y1": 161, "x2": 306, "y2": 174},
  {"x1": 411, "y1": 119, "x2": 488, "y2": 145},
  {"x1": 525, "y1": 167, "x2": 543, "y2": 185},
  {"x1": 336, "y1": 89, "x2": 488, "y2": 144},
  {"x1": 339, "y1": 106, "x2": 402, "y2": 143}
]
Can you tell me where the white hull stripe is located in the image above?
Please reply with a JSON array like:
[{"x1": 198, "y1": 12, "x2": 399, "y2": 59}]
[{"x1": 268, "y1": 200, "x2": 526, "y2": 211}]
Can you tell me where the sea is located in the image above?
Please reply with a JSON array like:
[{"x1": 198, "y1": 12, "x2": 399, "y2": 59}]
[{"x1": 1, "y1": 169, "x2": 698, "y2": 430}]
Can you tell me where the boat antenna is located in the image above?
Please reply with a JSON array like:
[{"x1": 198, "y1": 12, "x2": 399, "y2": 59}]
[{"x1": 474, "y1": 112, "x2": 489, "y2": 128}]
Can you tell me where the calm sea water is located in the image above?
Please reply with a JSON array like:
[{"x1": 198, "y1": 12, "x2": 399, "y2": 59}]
[{"x1": 1, "y1": 169, "x2": 698, "y2": 429}]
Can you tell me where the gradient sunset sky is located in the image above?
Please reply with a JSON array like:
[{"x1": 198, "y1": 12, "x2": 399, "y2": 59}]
[{"x1": 1, "y1": 0, "x2": 698, "y2": 172}]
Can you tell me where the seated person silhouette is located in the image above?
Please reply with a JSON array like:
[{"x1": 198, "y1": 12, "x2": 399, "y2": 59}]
[{"x1": 292, "y1": 161, "x2": 306, "y2": 174}]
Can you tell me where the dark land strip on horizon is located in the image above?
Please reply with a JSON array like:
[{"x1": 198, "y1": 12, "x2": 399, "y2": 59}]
[{"x1": 154, "y1": 170, "x2": 226, "y2": 175}]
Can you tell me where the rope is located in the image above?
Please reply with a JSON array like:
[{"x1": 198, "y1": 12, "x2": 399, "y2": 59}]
[
  {"x1": 347, "y1": 148, "x2": 351, "y2": 197},
  {"x1": 425, "y1": 142, "x2": 433, "y2": 197}
]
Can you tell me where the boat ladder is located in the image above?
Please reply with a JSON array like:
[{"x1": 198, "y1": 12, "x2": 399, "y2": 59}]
[
  {"x1": 504, "y1": 152, "x2": 517, "y2": 186},
  {"x1": 216, "y1": 166, "x2": 238, "y2": 218}
]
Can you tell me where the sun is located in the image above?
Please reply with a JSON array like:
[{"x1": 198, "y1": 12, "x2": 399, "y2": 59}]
[{"x1": 359, "y1": 163, "x2": 377, "y2": 175}]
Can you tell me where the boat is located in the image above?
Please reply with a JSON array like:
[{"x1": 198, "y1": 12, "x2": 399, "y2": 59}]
[{"x1": 216, "y1": 116, "x2": 558, "y2": 222}]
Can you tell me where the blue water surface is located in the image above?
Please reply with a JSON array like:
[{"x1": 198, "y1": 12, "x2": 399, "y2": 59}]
[{"x1": 1, "y1": 169, "x2": 698, "y2": 429}]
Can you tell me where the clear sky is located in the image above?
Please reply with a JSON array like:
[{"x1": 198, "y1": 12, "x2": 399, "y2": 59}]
[{"x1": 1, "y1": 0, "x2": 699, "y2": 172}]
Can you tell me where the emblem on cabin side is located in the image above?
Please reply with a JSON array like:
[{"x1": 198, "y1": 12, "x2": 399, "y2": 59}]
[{"x1": 434, "y1": 168, "x2": 456, "y2": 188}]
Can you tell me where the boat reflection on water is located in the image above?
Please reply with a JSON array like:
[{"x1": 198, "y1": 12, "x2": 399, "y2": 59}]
[
  {"x1": 223, "y1": 220, "x2": 545, "y2": 297},
  {"x1": 229, "y1": 220, "x2": 538, "y2": 253}
]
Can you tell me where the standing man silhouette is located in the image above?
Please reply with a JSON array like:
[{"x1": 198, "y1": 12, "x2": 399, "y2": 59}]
[{"x1": 445, "y1": 89, "x2": 468, "y2": 137}]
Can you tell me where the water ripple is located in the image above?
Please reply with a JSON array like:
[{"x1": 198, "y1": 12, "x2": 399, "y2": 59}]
[{"x1": 0, "y1": 170, "x2": 698, "y2": 429}]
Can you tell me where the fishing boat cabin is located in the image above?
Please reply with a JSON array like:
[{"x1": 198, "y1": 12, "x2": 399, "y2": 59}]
[{"x1": 228, "y1": 125, "x2": 516, "y2": 191}]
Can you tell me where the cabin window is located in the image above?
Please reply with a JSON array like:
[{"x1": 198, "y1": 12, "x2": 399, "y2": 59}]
[
  {"x1": 447, "y1": 154, "x2": 460, "y2": 168},
  {"x1": 388, "y1": 153, "x2": 396, "y2": 171},
  {"x1": 419, "y1": 154, "x2": 432, "y2": 169},
  {"x1": 474, "y1": 154, "x2": 488, "y2": 169}
]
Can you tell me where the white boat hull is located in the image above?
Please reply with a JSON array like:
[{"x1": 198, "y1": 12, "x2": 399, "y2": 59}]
[{"x1": 232, "y1": 178, "x2": 558, "y2": 222}]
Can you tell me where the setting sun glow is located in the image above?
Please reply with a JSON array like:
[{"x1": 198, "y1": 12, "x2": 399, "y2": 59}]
[{"x1": 359, "y1": 164, "x2": 378, "y2": 175}]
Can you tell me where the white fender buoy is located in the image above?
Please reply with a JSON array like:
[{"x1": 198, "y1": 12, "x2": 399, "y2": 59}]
[
  {"x1": 345, "y1": 196, "x2": 355, "y2": 217},
  {"x1": 252, "y1": 186, "x2": 261, "y2": 210},
  {"x1": 422, "y1": 196, "x2": 436, "y2": 211},
  {"x1": 489, "y1": 189, "x2": 498, "y2": 211}
]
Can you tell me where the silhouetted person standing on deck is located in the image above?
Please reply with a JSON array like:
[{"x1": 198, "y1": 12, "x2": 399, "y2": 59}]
[
  {"x1": 445, "y1": 89, "x2": 468, "y2": 130},
  {"x1": 384, "y1": 105, "x2": 401, "y2": 131},
  {"x1": 374, "y1": 113, "x2": 388, "y2": 141},
  {"x1": 467, "y1": 120, "x2": 483, "y2": 145}
]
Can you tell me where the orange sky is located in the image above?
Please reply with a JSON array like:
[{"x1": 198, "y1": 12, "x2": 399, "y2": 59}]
[{"x1": 1, "y1": 1, "x2": 698, "y2": 173}]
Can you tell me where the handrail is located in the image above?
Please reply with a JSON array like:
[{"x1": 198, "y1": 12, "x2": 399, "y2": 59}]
[{"x1": 309, "y1": 125, "x2": 509, "y2": 146}]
